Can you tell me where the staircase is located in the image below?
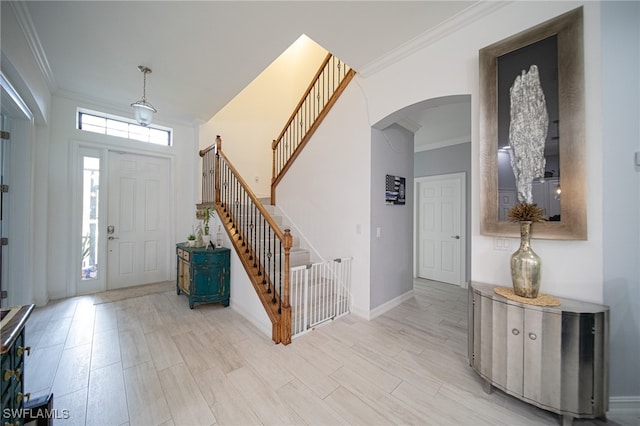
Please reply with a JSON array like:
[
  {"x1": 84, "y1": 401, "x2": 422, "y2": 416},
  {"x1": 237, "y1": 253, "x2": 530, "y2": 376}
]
[
  {"x1": 258, "y1": 200, "x2": 311, "y2": 269},
  {"x1": 198, "y1": 52, "x2": 354, "y2": 344},
  {"x1": 271, "y1": 53, "x2": 355, "y2": 204}
]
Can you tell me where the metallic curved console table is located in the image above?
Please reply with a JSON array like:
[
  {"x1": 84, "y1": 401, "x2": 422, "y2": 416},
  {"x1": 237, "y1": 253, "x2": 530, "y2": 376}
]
[{"x1": 468, "y1": 282, "x2": 609, "y2": 426}]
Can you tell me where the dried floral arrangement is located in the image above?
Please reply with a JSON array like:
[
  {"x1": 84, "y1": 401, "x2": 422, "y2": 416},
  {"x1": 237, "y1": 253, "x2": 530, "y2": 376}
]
[{"x1": 508, "y1": 203, "x2": 547, "y2": 223}]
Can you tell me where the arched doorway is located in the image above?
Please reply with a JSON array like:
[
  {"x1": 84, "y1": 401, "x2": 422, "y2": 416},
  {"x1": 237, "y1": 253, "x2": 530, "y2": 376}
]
[{"x1": 372, "y1": 94, "x2": 471, "y2": 288}]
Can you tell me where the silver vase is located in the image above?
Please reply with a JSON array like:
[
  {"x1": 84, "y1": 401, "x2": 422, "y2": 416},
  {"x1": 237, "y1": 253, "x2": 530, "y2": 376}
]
[{"x1": 511, "y1": 221, "x2": 541, "y2": 298}]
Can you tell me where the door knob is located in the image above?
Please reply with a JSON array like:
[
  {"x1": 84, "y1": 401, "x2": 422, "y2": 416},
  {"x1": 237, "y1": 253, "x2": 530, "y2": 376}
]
[
  {"x1": 451, "y1": 235, "x2": 460, "y2": 239},
  {"x1": 108, "y1": 236, "x2": 119, "y2": 240}
]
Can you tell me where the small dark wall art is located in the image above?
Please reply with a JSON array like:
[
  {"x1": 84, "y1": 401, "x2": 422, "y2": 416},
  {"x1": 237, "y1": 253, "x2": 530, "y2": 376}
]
[{"x1": 385, "y1": 174, "x2": 405, "y2": 205}]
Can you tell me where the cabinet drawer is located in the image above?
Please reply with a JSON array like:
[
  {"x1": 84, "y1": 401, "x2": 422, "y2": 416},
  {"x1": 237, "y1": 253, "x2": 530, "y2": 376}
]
[{"x1": 177, "y1": 248, "x2": 190, "y2": 262}]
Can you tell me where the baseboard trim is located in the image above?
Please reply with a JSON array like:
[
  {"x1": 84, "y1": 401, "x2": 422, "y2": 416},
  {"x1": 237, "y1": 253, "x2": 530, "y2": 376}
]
[
  {"x1": 609, "y1": 396, "x2": 640, "y2": 415},
  {"x1": 367, "y1": 290, "x2": 415, "y2": 321},
  {"x1": 349, "y1": 306, "x2": 369, "y2": 320}
]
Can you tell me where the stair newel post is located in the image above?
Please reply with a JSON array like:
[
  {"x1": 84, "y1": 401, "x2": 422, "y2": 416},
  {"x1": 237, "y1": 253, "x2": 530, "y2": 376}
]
[
  {"x1": 214, "y1": 135, "x2": 222, "y2": 205},
  {"x1": 281, "y1": 229, "x2": 293, "y2": 345}
]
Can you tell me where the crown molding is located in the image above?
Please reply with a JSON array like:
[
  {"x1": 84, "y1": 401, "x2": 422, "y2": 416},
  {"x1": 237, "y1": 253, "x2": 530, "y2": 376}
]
[
  {"x1": 10, "y1": 1, "x2": 57, "y2": 93},
  {"x1": 359, "y1": 1, "x2": 512, "y2": 78},
  {"x1": 414, "y1": 136, "x2": 470, "y2": 153},
  {"x1": 1, "y1": 70, "x2": 34, "y2": 121}
]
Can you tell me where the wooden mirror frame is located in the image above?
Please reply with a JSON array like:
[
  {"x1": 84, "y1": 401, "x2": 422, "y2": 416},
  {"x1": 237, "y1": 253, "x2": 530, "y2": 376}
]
[{"x1": 479, "y1": 7, "x2": 587, "y2": 240}]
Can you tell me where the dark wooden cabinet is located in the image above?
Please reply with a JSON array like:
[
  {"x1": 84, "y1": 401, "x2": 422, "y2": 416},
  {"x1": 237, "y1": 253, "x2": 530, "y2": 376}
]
[
  {"x1": 1, "y1": 304, "x2": 34, "y2": 426},
  {"x1": 176, "y1": 243, "x2": 230, "y2": 309}
]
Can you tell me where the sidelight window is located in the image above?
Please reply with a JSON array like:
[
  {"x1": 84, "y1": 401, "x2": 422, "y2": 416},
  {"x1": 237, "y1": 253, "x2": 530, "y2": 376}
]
[{"x1": 81, "y1": 156, "x2": 100, "y2": 280}]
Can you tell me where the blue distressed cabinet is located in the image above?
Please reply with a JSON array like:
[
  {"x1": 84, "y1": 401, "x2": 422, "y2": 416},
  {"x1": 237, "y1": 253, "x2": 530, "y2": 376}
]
[{"x1": 176, "y1": 243, "x2": 230, "y2": 309}]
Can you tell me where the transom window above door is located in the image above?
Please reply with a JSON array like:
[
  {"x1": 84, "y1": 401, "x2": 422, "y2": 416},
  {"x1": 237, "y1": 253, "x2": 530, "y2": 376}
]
[{"x1": 77, "y1": 108, "x2": 172, "y2": 146}]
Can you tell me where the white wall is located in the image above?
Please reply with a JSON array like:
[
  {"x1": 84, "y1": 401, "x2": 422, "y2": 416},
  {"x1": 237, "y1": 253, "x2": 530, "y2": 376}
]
[
  {"x1": 46, "y1": 94, "x2": 197, "y2": 299},
  {"x1": 277, "y1": 81, "x2": 372, "y2": 316},
  {"x1": 199, "y1": 35, "x2": 328, "y2": 198},
  {"x1": 360, "y1": 1, "x2": 605, "y2": 303}
]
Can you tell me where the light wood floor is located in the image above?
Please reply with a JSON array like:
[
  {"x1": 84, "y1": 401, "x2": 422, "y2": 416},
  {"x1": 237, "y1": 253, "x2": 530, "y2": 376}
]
[{"x1": 22, "y1": 279, "x2": 633, "y2": 426}]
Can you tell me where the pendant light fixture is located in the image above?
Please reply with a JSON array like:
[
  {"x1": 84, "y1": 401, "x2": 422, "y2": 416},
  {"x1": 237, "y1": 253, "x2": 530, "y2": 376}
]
[{"x1": 131, "y1": 65, "x2": 156, "y2": 126}]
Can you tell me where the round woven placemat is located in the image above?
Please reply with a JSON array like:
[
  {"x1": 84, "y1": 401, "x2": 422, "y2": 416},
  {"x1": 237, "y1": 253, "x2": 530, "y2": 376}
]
[{"x1": 494, "y1": 287, "x2": 561, "y2": 307}]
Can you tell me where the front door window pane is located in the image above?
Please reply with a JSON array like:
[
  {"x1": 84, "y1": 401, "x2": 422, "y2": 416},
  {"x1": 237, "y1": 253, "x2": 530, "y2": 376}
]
[{"x1": 82, "y1": 156, "x2": 100, "y2": 280}]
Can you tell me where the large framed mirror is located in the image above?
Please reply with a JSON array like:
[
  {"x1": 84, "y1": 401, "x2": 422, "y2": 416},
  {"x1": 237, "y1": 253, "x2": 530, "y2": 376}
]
[{"x1": 480, "y1": 7, "x2": 586, "y2": 240}]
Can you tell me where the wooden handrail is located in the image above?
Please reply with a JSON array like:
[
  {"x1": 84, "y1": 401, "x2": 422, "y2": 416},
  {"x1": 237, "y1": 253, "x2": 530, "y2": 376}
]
[
  {"x1": 199, "y1": 135, "x2": 220, "y2": 158},
  {"x1": 217, "y1": 149, "x2": 287, "y2": 243},
  {"x1": 272, "y1": 53, "x2": 333, "y2": 150},
  {"x1": 200, "y1": 137, "x2": 293, "y2": 344},
  {"x1": 271, "y1": 67, "x2": 356, "y2": 204}
]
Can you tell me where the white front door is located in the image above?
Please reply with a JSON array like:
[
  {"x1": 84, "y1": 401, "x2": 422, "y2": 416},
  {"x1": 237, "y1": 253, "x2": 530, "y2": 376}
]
[
  {"x1": 416, "y1": 173, "x2": 465, "y2": 286},
  {"x1": 107, "y1": 152, "x2": 170, "y2": 289}
]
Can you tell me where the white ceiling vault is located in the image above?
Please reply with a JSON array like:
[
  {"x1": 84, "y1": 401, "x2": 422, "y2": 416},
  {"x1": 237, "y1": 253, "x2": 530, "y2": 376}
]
[{"x1": 19, "y1": 1, "x2": 480, "y2": 125}]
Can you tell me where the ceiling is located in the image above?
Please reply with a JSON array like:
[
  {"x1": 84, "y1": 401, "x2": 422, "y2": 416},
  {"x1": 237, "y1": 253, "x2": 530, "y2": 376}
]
[
  {"x1": 22, "y1": 1, "x2": 476, "y2": 125},
  {"x1": 407, "y1": 97, "x2": 472, "y2": 151}
]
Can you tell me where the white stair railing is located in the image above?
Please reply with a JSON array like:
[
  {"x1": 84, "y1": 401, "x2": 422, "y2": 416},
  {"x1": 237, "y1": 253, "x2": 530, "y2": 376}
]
[{"x1": 290, "y1": 257, "x2": 352, "y2": 338}]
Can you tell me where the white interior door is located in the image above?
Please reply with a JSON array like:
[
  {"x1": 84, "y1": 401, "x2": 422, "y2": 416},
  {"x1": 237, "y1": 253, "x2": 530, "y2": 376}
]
[
  {"x1": 416, "y1": 173, "x2": 465, "y2": 286},
  {"x1": 107, "y1": 152, "x2": 170, "y2": 290}
]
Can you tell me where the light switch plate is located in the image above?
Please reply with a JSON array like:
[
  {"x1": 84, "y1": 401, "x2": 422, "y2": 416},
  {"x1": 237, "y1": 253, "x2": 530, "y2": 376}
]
[{"x1": 494, "y1": 237, "x2": 511, "y2": 251}]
